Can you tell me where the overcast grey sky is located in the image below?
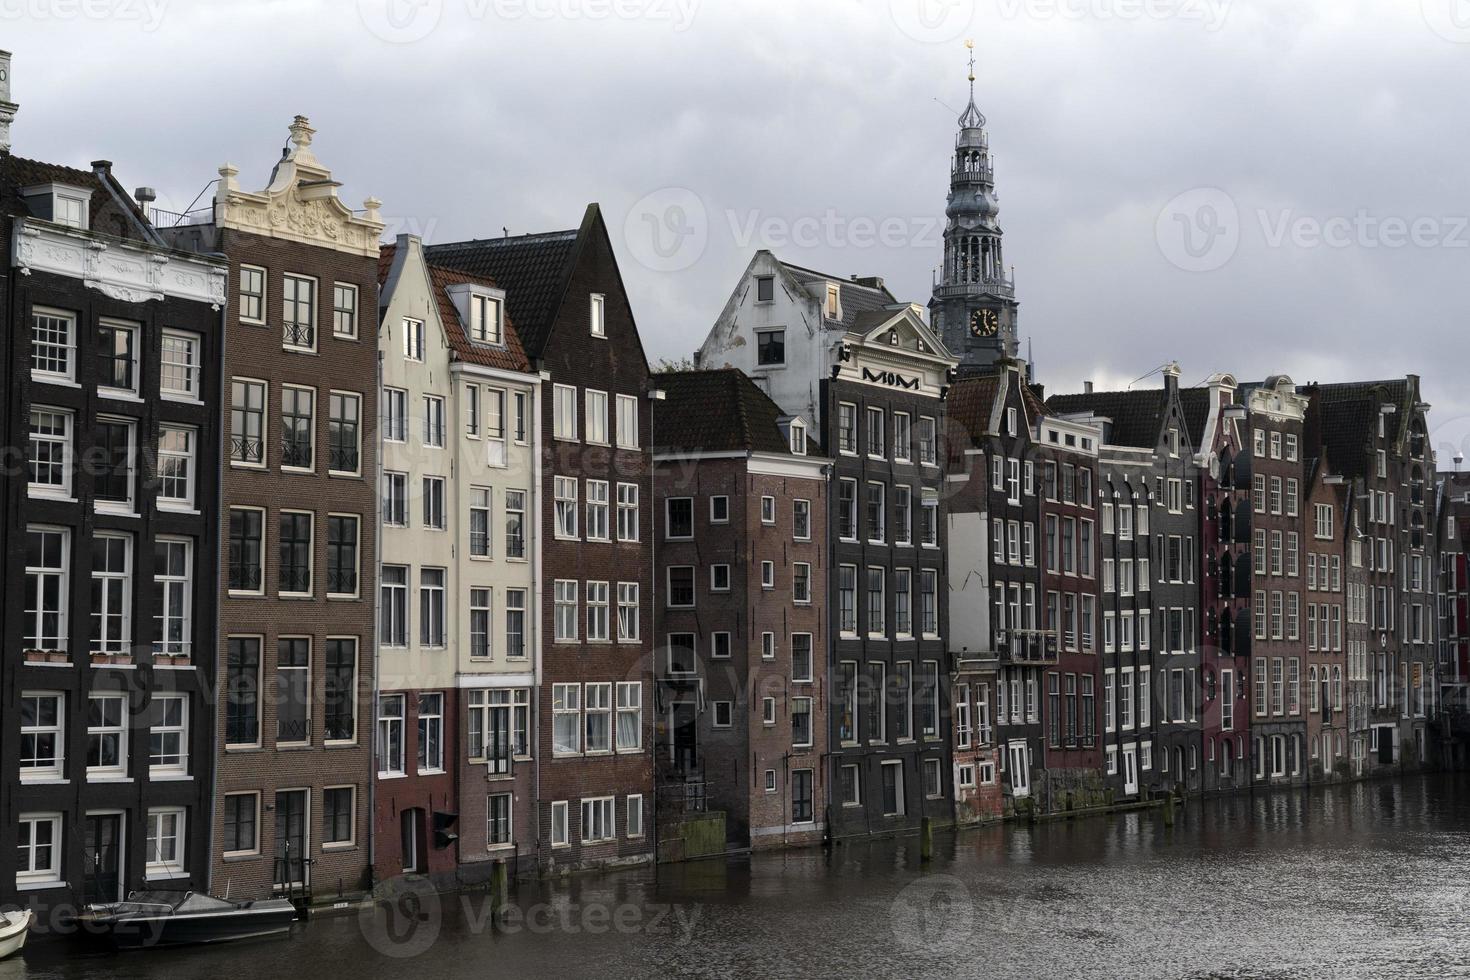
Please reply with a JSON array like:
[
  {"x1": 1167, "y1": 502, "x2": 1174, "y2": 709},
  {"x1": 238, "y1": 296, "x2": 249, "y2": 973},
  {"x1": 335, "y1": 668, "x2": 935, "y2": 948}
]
[{"x1": 8, "y1": 0, "x2": 1469, "y2": 462}]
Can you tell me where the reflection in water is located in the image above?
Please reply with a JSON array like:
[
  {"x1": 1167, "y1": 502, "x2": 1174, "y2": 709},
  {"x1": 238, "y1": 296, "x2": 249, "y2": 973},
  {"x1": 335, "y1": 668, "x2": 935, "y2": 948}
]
[{"x1": 11, "y1": 775, "x2": 1470, "y2": 979}]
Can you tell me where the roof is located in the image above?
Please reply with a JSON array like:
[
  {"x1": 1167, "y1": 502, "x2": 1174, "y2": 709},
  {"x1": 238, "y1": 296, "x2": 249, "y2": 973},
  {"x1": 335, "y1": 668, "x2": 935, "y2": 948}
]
[
  {"x1": 1046, "y1": 387, "x2": 1169, "y2": 449},
  {"x1": 1178, "y1": 388, "x2": 1210, "y2": 448},
  {"x1": 947, "y1": 374, "x2": 1000, "y2": 444},
  {"x1": 778, "y1": 260, "x2": 897, "y2": 333},
  {"x1": 1313, "y1": 394, "x2": 1378, "y2": 480},
  {"x1": 652, "y1": 369, "x2": 809, "y2": 456},
  {"x1": 425, "y1": 228, "x2": 579, "y2": 356},
  {"x1": 2, "y1": 152, "x2": 151, "y2": 243}
]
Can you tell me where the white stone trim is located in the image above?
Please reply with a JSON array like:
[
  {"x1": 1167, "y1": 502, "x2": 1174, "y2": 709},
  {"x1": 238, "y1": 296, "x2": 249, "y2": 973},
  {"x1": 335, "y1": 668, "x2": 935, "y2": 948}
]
[{"x1": 13, "y1": 218, "x2": 226, "y2": 307}]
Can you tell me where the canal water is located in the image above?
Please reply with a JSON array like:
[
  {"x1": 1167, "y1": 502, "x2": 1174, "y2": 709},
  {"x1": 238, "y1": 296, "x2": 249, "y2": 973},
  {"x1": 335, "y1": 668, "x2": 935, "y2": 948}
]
[{"x1": 11, "y1": 775, "x2": 1470, "y2": 979}]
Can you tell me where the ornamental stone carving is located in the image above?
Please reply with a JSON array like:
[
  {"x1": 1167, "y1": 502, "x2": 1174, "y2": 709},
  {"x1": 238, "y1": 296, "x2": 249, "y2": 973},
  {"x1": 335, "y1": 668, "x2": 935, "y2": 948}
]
[{"x1": 13, "y1": 219, "x2": 227, "y2": 308}]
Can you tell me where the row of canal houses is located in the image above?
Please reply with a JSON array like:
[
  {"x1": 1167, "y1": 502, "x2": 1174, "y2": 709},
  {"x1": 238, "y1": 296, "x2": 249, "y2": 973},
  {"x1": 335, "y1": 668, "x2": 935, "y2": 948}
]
[{"x1": 0, "y1": 50, "x2": 1464, "y2": 912}]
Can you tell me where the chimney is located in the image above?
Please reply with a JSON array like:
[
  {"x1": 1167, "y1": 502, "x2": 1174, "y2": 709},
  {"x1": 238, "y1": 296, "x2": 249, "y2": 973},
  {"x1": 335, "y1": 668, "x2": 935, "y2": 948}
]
[
  {"x1": 1084, "y1": 380, "x2": 1094, "y2": 394},
  {"x1": 1162, "y1": 360, "x2": 1182, "y2": 396},
  {"x1": 0, "y1": 50, "x2": 17, "y2": 152}
]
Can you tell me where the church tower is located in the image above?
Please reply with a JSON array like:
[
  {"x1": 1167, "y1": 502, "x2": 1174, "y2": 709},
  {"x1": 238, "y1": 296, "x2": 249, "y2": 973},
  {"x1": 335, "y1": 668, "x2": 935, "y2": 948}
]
[{"x1": 930, "y1": 42, "x2": 1020, "y2": 373}]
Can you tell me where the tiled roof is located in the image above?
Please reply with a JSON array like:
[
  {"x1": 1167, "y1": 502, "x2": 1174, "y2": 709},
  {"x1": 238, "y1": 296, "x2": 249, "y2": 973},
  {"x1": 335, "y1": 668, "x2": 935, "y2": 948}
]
[
  {"x1": 1, "y1": 152, "x2": 148, "y2": 241},
  {"x1": 1314, "y1": 394, "x2": 1377, "y2": 480},
  {"x1": 427, "y1": 263, "x2": 531, "y2": 374},
  {"x1": 652, "y1": 369, "x2": 806, "y2": 456},
  {"x1": 1022, "y1": 381, "x2": 1048, "y2": 421},
  {"x1": 947, "y1": 374, "x2": 1000, "y2": 444},
  {"x1": 425, "y1": 229, "x2": 579, "y2": 357},
  {"x1": 1046, "y1": 388, "x2": 1167, "y2": 449},
  {"x1": 779, "y1": 260, "x2": 897, "y2": 333},
  {"x1": 377, "y1": 242, "x2": 396, "y2": 285},
  {"x1": 1178, "y1": 387, "x2": 1210, "y2": 448}
]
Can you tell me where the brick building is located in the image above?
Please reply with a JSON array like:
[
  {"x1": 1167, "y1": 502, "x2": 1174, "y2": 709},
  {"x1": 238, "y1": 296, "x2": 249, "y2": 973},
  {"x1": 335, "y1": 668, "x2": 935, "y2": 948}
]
[
  {"x1": 427, "y1": 205, "x2": 655, "y2": 872},
  {"x1": 651, "y1": 369, "x2": 828, "y2": 849},
  {"x1": 163, "y1": 117, "x2": 384, "y2": 902},
  {"x1": 1303, "y1": 453, "x2": 1348, "y2": 780},
  {"x1": 0, "y1": 69, "x2": 227, "y2": 907}
]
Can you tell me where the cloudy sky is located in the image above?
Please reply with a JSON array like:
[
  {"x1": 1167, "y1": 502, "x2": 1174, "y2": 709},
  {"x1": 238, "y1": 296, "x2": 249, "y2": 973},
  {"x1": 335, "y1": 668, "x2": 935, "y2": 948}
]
[{"x1": 8, "y1": 0, "x2": 1469, "y2": 462}]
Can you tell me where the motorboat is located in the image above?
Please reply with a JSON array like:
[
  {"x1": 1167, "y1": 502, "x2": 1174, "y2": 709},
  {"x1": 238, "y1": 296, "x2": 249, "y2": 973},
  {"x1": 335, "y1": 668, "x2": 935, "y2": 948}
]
[
  {"x1": 0, "y1": 909, "x2": 32, "y2": 959},
  {"x1": 74, "y1": 890, "x2": 296, "y2": 949}
]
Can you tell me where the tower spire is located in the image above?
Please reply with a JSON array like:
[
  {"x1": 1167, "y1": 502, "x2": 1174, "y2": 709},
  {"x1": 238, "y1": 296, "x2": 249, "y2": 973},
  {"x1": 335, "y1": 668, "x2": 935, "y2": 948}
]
[{"x1": 959, "y1": 39, "x2": 986, "y2": 130}]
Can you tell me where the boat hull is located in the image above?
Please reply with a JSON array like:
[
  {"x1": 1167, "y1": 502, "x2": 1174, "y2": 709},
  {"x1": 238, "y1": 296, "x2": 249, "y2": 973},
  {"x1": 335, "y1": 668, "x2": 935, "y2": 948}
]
[
  {"x1": 80, "y1": 904, "x2": 296, "y2": 950},
  {"x1": 0, "y1": 911, "x2": 31, "y2": 959}
]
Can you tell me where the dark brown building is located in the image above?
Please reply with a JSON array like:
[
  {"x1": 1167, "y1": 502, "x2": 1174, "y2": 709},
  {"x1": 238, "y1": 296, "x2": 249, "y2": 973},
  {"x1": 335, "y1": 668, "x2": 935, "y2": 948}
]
[
  {"x1": 652, "y1": 369, "x2": 828, "y2": 850},
  {"x1": 163, "y1": 117, "x2": 384, "y2": 902}
]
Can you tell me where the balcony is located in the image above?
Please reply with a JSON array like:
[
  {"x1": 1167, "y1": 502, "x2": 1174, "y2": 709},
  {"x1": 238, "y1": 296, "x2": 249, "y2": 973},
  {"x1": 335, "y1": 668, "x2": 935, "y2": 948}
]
[
  {"x1": 231, "y1": 436, "x2": 264, "y2": 466},
  {"x1": 933, "y1": 277, "x2": 1015, "y2": 302},
  {"x1": 283, "y1": 321, "x2": 315, "y2": 350},
  {"x1": 951, "y1": 163, "x2": 993, "y2": 184},
  {"x1": 995, "y1": 629, "x2": 1059, "y2": 665}
]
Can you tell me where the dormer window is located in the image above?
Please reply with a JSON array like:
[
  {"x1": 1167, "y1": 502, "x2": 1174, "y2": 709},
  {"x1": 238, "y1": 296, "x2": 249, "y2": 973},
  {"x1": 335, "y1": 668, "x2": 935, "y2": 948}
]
[
  {"x1": 825, "y1": 285, "x2": 840, "y2": 319},
  {"x1": 470, "y1": 294, "x2": 502, "y2": 346},
  {"x1": 789, "y1": 420, "x2": 806, "y2": 456},
  {"x1": 22, "y1": 183, "x2": 91, "y2": 231},
  {"x1": 590, "y1": 293, "x2": 606, "y2": 337}
]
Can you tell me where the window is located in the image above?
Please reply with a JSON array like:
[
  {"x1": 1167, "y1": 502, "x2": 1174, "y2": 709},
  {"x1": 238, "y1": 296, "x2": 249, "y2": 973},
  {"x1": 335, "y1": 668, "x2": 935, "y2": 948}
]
[
  {"x1": 324, "y1": 787, "x2": 355, "y2": 846},
  {"x1": 920, "y1": 570, "x2": 939, "y2": 636},
  {"x1": 469, "y1": 487, "x2": 492, "y2": 558},
  {"x1": 223, "y1": 793, "x2": 260, "y2": 856},
  {"x1": 418, "y1": 693, "x2": 444, "y2": 773},
  {"x1": 881, "y1": 761, "x2": 905, "y2": 816},
  {"x1": 585, "y1": 389, "x2": 609, "y2": 445},
  {"x1": 278, "y1": 512, "x2": 313, "y2": 595},
  {"x1": 419, "y1": 568, "x2": 446, "y2": 647},
  {"x1": 590, "y1": 293, "x2": 607, "y2": 337},
  {"x1": 587, "y1": 581, "x2": 611, "y2": 641},
  {"x1": 792, "y1": 697, "x2": 813, "y2": 747},
  {"x1": 894, "y1": 568, "x2": 912, "y2": 635},
  {"x1": 894, "y1": 486, "x2": 912, "y2": 546},
  {"x1": 423, "y1": 476, "x2": 446, "y2": 530},
  {"x1": 550, "y1": 801, "x2": 569, "y2": 846},
  {"x1": 156, "y1": 331, "x2": 202, "y2": 401},
  {"x1": 377, "y1": 695, "x2": 406, "y2": 775},
  {"x1": 794, "y1": 562, "x2": 812, "y2": 604},
  {"x1": 825, "y1": 283, "x2": 840, "y2": 318},
  {"x1": 667, "y1": 567, "x2": 695, "y2": 607},
  {"x1": 617, "y1": 583, "x2": 640, "y2": 642},
  {"x1": 382, "y1": 387, "x2": 408, "y2": 443},
  {"x1": 17, "y1": 813, "x2": 64, "y2": 887},
  {"x1": 761, "y1": 560, "x2": 775, "y2": 589},
  {"x1": 467, "y1": 588, "x2": 492, "y2": 659},
  {"x1": 31, "y1": 308, "x2": 75, "y2": 381},
  {"x1": 921, "y1": 497, "x2": 938, "y2": 547},
  {"x1": 867, "y1": 407, "x2": 886, "y2": 458},
  {"x1": 757, "y1": 329, "x2": 785, "y2": 365},
  {"x1": 153, "y1": 538, "x2": 193, "y2": 656},
  {"x1": 382, "y1": 472, "x2": 409, "y2": 528},
  {"x1": 709, "y1": 495, "x2": 730, "y2": 524},
  {"x1": 324, "y1": 638, "x2": 357, "y2": 741},
  {"x1": 617, "y1": 483, "x2": 640, "y2": 541},
  {"x1": 20, "y1": 693, "x2": 64, "y2": 781},
  {"x1": 756, "y1": 275, "x2": 775, "y2": 301},
  {"x1": 151, "y1": 425, "x2": 197, "y2": 508},
  {"x1": 422, "y1": 395, "x2": 446, "y2": 448},
  {"x1": 87, "y1": 694, "x2": 128, "y2": 777},
  {"x1": 867, "y1": 482, "x2": 885, "y2": 542},
  {"x1": 893, "y1": 412, "x2": 911, "y2": 461},
  {"x1": 838, "y1": 479, "x2": 858, "y2": 540},
  {"x1": 617, "y1": 682, "x2": 642, "y2": 751},
  {"x1": 505, "y1": 489, "x2": 527, "y2": 559},
  {"x1": 28, "y1": 408, "x2": 71, "y2": 497},
  {"x1": 867, "y1": 567, "x2": 885, "y2": 635},
  {"x1": 666, "y1": 497, "x2": 694, "y2": 539},
  {"x1": 332, "y1": 282, "x2": 358, "y2": 338},
  {"x1": 238, "y1": 266, "x2": 265, "y2": 323},
  {"x1": 470, "y1": 292, "x2": 503, "y2": 344},
  {"x1": 838, "y1": 403, "x2": 858, "y2": 454},
  {"x1": 282, "y1": 274, "x2": 317, "y2": 350},
  {"x1": 555, "y1": 477, "x2": 579, "y2": 539},
  {"x1": 581, "y1": 797, "x2": 615, "y2": 843},
  {"x1": 226, "y1": 379, "x2": 267, "y2": 467},
  {"x1": 94, "y1": 418, "x2": 135, "y2": 509},
  {"x1": 486, "y1": 388, "x2": 507, "y2": 468},
  {"x1": 555, "y1": 580, "x2": 578, "y2": 641},
  {"x1": 554, "y1": 384, "x2": 578, "y2": 440},
  {"x1": 402, "y1": 316, "x2": 425, "y2": 361},
  {"x1": 711, "y1": 564, "x2": 732, "y2": 592},
  {"x1": 794, "y1": 499, "x2": 812, "y2": 540},
  {"x1": 226, "y1": 637, "x2": 261, "y2": 745},
  {"x1": 25, "y1": 528, "x2": 69, "y2": 652},
  {"x1": 838, "y1": 565, "x2": 858, "y2": 635},
  {"x1": 789, "y1": 420, "x2": 807, "y2": 454},
  {"x1": 326, "y1": 515, "x2": 360, "y2": 596},
  {"x1": 90, "y1": 533, "x2": 132, "y2": 654},
  {"x1": 788, "y1": 632, "x2": 815, "y2": 682},
  {"x1": 616, "y1": 394, "x2": 639, "y2": 449},
  {"x1": 487, "y1": 793, "x2": 512, "y2": 847},
  {"x1": 276, "y1": 637, "x2": 310, "y2": 744},
  {"x1": 97, "y1": 320, "x2": 138, "y2": 393},
  {"x1": 553, "y1": 684, "x2": 581, "y2": 754},
  {"x1": 762, "y1": 495, "x2": 777, "y2": 524}
]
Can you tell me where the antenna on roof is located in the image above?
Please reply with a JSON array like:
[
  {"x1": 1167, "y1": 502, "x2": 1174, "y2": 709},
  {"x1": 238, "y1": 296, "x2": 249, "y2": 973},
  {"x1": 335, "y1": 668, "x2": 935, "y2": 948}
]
[{"x1": 502, "y1": 226, "x2": 508, "y2": 238}]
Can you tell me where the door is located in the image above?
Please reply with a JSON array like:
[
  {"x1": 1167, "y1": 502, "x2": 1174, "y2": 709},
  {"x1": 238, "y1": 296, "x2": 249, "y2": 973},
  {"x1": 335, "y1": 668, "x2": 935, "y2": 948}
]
[
  {"x1": 1122, "y1": 743, "x2": 1139, "y2": 796},
  {"x1": 83, "y1": 813, "x2": 123, "y2": 905},
  {"x1": 274, "y1": 790, "x2": 309, "y2": 888},
  {"x1": 1007, "y1": 741, "x2": 1030, "y2": 797},
  {"x1": 670, "y1": 702, "x2": 698, "y2": 772},
  {"x1": 400, "y1": 809, "x2": 421, "y2": 873}
]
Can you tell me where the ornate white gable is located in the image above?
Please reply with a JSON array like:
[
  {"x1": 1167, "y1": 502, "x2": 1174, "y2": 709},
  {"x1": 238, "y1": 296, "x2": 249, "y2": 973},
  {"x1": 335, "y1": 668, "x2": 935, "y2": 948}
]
[
  {"x1": 13, "y1": 218, "x2": 227, "y2": 307},
  {"x1": 216, "y1": 115, "x2": 384, "y2": 258}
]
